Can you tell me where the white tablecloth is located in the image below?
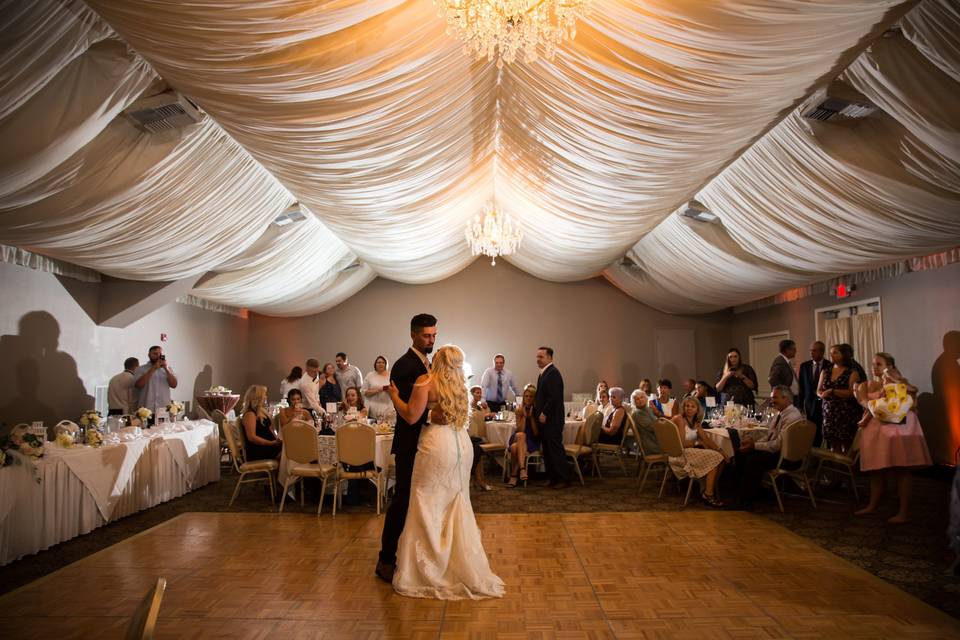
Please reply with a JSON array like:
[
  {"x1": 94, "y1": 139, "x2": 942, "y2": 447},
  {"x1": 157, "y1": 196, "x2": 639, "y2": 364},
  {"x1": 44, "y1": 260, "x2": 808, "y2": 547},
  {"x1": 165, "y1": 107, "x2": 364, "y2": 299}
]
[
  {"x1": 702, "y1": 425, "x2": 770, "y2": 459},
  {"x1": 0, "y1": 419, "x2": 220, "y2": 566},
  {"x1": 483, "y1": 420, "x2": 584, "y2": 448}
]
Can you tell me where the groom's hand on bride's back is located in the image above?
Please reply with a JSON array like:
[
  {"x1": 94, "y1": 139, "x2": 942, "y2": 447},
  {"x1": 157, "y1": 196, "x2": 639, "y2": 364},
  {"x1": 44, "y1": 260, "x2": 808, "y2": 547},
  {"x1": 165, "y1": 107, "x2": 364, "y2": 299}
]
[{"x1": 539, "y1": 412, "x2": 546, "y2": 424}]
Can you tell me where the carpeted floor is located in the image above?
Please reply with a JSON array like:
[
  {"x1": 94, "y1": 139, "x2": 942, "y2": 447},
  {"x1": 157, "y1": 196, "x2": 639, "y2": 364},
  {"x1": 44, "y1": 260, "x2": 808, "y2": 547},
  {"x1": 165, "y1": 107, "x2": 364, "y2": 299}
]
[{"x1": 1, "y1": 458, "x2": 957, "y2": 620}]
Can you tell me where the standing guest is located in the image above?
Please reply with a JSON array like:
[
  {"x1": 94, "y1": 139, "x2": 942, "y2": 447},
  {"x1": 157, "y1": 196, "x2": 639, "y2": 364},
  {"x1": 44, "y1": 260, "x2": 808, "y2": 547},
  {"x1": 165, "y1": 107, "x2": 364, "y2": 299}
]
[
  {"x1": 650, "y1": 379, "x2": 678, "y2": 418},
  {"x1": 841, "y1": 343, "x2": 869, "y2": 384},
  {"x1": 854, "y1": 352, "x2": 931, "y2": 523},
  {"x1": 733, "y1": 386, "x2": 803, "y2": 508},
  {"x1": 681, "y1": 378, "x2": 697, "y2": 399},
  {"x1": 133, "y1": 346, "x2": 178, "y2": 414},
  {"x1": 240, "y1": 385, "x2": 281, "y2": 461},
  {"x1": 362, "y1": 356, "x2": 393, "y2": 420},
  {"x1": 278, "y1": 388, "x2": 314, "y2": 429},
  {"x1": 715, "y1": 348, "x2": 758, "y2": 407},
  {"x1": 107, "y1": 357, "x2": 139, "y2": 415},
  {"x1": 629, "y1": 390, "x2": 660, "y2": 455},
  {"x1": 535, "y1": 346, "x2": 569, "y2": 489},
  {"x1": 470, "y1": 385, "x2": 494, "y2": 419},
  {"x1": 299, "y1": 359, "x2": 323, "y2": 415},
  {"x1": 818, "y1": 344, "x2": 861, "y2": 453},
  {"x1": 597, "y1": 388, "x2": 613, "y2": 421},
  {"x1": 669, "y1": 397, "x2": 726, "y2": 507},
  {"x1": 376, "y1": 313, "x2": 437, "y2": 583},
  {"x1": 506, "y1": 385, "x2": 540, "y2": 487},
  {"x1": 768, "y1": 339, "x2": 798, "y2": 398},
  {"x1": 798, "y1": 341, "x2": 830, "y2": 443},
  {"x1": 480, "y1": 354, "x2": 520, "y2": 412},
  {"x1": 319, "y1": 363, "x2": 342, "y2": 409},
  {"x1": 334, "y1": 352, "x2": 363, "y2": 398},
  {"x1": 280, "y1": 366, "x2": 302, "y2": 401},
  {"x1": 598, "y1": 387, "x2": 628, "y2": 445}
]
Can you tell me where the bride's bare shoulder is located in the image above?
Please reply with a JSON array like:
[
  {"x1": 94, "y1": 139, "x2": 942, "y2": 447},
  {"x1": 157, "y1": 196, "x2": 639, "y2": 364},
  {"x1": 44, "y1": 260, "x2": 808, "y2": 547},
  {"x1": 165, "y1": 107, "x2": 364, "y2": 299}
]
[{"x1": 413, "y1": 373, "x2": 432, "y2": 387}]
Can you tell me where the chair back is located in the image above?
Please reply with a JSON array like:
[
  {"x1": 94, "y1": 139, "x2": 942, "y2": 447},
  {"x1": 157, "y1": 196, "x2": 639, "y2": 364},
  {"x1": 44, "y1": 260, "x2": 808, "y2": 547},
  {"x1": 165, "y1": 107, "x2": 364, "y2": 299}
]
[
  {"x1": 282, "y1": 420, "x2": 319, "y2": 465},
  {"x1": 468, "y1": 410, "x2": 486, "y2": 440},
  {"x1": 195, "y1": 404, "x2": 212, "y2": 421},
  {"x1": 653, "y1": 419, "x2": 685, "y2": 458},
  {"x1": 583, "y1": 410, "x2": 603, "y2": 446},
  {"x1": 619, "y1": 411, "x2": 636, "y2": 447},
  {"x1": 583, "y1": 402, "x2": 598, "y2": 418},
  {"x1": 125, "y1": 577, "x2": 166, "y2": 640},
  {"x1": 222, "y1": 419, "x2": 245, "y2": 469},
  {"x1": 54, "y1": 420, "x2": 79, "y2": 435},
  {"x1": 335, "y1": 421, "x2": 376, "y2": 467},
  {"x1": 779, "y1": 420, "x2": 816, "y2": 465}
]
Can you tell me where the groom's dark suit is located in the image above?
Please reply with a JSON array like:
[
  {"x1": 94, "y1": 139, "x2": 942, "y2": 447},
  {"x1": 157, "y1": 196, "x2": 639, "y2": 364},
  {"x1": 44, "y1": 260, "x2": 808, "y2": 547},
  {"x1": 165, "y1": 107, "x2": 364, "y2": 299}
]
[
  {"x1": 535, "y1": 362, "x2": 569, "y2": 485},
  {"x1": 378, "y1": 348, "x2": 428, "y2": 566}
]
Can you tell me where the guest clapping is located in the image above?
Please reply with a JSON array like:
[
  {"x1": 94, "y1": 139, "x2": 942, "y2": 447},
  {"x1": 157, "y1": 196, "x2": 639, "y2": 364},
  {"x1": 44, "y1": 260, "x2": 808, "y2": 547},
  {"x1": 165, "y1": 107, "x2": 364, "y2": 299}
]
[
  {"x1": 241, "y1": 385, "x2": 281, "y2": 461},
  {"x1": 506, "y1": 385, "x2": 540, "y2": 487},
  {"x1": 650, "y1": 379, "x2": 678, "y2": 418},
  {"x1": 363, "y1": 355, "x2": 392, "y2": 420},
  {"x1": 598, "y1": 387, "x2": 628, "y2": 444},
  {"x1": 669, "y1": 397, "x2": 726, "y2": 507},
  {"x1": 715, "y1": 348, "x2": 758, "y2": 407}
]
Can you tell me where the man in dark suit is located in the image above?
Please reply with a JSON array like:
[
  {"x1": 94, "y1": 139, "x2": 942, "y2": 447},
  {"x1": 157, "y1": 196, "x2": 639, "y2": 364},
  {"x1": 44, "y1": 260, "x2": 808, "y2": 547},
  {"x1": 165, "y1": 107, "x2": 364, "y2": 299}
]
[
  {"x1": 534, "y1": 346, "x2": 569, "y2": 489},
  {"x1": 768, "y1": 339, "x2": 798, "y2": 400},
  {"x1": 798, "y1": 340, "x2": 830, "y2": 445},
  {"x1": 375, "y1": 313, "x2": 437, "y2": 583}
]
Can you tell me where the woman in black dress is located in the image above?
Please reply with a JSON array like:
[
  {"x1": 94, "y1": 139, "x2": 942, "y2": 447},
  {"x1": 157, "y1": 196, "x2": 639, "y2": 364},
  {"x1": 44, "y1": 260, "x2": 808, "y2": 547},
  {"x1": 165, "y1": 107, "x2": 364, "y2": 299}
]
[
  {"x1": 818, "y1": 344, "x2": 861, "y2": 453},
  {"x1": 715, "y1": 347, "x2": 758, "y2": 407},
  {"x1": 318, "y1": 362, "x2": 342, "y2": 408},
  {"x1": 240, "y1": 384, "x2": 281, "y2": 461}
]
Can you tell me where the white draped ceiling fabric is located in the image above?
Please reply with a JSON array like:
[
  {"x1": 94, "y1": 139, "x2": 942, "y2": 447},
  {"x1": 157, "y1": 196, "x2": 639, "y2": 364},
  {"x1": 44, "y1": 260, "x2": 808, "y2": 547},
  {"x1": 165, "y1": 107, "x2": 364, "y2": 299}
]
[{"x1": 1, "y1": 0, "x2": 958, "y2": 315}]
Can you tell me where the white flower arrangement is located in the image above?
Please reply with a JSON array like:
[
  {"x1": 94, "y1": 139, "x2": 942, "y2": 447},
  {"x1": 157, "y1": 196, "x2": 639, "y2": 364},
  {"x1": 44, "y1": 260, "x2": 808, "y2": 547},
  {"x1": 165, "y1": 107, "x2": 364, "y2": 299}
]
[
  {"x1": 166, "y1": 401, "x2": 184, "y2": 416},
  {"x1": 56, "y1": 431, "x2": 75, "y2": 448},
  {"x1": 136, "y1": 407, "x2": 153, "y2": 422},
  {"x1": 207, "y1": 385, "x2": 232, "y2": 394},
  {"x1": 86, "y1": 428, "x2": 103, "y2": 448},
  {"x1": 5, "y1": 425, "x2": 44, "y2": 459},
  {"x1": 79, "y1": 409, "x2": 101, "y2": 428}
]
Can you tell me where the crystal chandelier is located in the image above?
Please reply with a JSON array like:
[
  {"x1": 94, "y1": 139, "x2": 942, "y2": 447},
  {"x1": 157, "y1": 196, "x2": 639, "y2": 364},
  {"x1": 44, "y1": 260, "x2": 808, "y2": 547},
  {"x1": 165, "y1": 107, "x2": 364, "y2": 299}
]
[
  {"x1": 437, "y1": 0, "x2": 589, "y2": 68},
  {"x1": 465, "y1": 203, "x2": 523, "y2": 265}
]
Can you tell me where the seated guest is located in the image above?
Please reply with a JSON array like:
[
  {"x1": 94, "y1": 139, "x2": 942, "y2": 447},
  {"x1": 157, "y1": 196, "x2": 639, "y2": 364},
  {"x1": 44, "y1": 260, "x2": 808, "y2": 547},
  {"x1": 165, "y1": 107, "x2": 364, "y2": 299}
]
[
  {"x1": 681, "y1": 378, "x2": 697, "y2": 399},
  {"x1": 694, "y1": 381, "x2": 715, "y2": 411},
  {"x1": 669, "y1": 397, "x2": 726, "y2": 507},
  {"x1": 337, "y1": 386, "x2": 369, "y2": 425},
  {"x1": 595, "y1": 380, "x2": 609, "y2": 404},
  {"x1": 733, "y1": 385, "x2": 802, "y2": 508},
  {"x1": 107, "y1": 357, "x2": 139, "y2": 415},
  {"x1": 241, "y1": 385, "x2": 281, "y2": 461},
  {"x1": 507, "y1": 385, "x2": 540, "y2": 487},
  {"x1": 278, "y1": 388, "x2": 315, "y2": 429},
  {"x1": 598, "y1": 387, "x2": 628, "y2": 445},
  {"x1": 470, "y1": 385, "x2": 495, "y2": 419},
  {"x1": 853, "y1": 352, "x2": 931, "y2": 523},
  {"x1": 651, "y1": 379, "x2": 678, "y2": 418},
  {"x1": 280, "y1": 366, "x2": 302, "y2": 401},
  {"x1": 319, "y1": 362, "x2": 342, "y2": 408},
  {"x1": 629, "y1": 389, "x2": 660, "y2": 455},
  {"x1": 597, "y1": 388, "x2": 613, "y2": 421}
]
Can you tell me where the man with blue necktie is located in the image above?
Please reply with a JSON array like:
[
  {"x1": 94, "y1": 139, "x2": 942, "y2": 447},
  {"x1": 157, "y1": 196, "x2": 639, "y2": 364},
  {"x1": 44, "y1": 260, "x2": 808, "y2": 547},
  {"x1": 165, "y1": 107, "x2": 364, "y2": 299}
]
[{"x1": 480, "y1": 354, "x2": 520, "y2": 412}]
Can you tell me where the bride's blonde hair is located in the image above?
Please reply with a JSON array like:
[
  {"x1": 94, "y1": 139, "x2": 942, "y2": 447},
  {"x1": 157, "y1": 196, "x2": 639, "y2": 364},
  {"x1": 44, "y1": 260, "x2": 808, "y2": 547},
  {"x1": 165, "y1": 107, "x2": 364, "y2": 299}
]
[{"x1": 431, "y1": 345, "x2": 469, "y2": 430}]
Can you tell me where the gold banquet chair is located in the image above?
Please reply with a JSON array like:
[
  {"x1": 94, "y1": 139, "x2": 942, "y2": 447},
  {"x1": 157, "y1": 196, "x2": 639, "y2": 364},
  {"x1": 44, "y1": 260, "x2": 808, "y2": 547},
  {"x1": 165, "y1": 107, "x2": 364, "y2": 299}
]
[
  {"x1": 637, "y1": 426, "x2": 670, "y2": 494},
  {"x1": 332, "y1": 421, "x2": 382, "y2": 516},
  {"x1": 469, "y1": 411, "x2": 508, "y2": 481},
  {"x1": 652, "y1": 418, "x2": 698, "y2": 507},
  {"x1": 564, "y1": 411, "x2": 602, "y2": 486},
  {"x1": 125, "y1": 577, "x2": 166, "y2": 640},
  {"x1": 764, "y1": 420, "x2": 818, "y2": 512},
  {"x1": 279, "y1": 420, "x2": 337, "y2": 516},
  {"x1": 811, "y1": 426, "x2": 863, "y2": 502},
  {"x1": 590, "y1": 411, "x2": 632, "y2": 477},
  {"x1": 223, "y1": 419, "x2": 278, "y2": 507}
]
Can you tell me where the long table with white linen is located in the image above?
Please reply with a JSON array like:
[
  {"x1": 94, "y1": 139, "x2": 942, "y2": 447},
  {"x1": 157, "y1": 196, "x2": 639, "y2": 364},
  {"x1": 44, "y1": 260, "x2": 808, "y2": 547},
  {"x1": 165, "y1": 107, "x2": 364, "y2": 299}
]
[
  {"x1": 0, "y1": 419, "x2": 220, "y2": 566},
  {"x1": 483, "y1": 420, "x2": 584, "y2": 448}
]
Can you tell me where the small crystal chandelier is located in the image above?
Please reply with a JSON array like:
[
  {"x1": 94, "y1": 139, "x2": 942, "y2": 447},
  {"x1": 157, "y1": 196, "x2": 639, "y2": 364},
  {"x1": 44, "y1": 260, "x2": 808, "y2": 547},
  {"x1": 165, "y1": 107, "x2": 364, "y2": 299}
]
[
  {"x1": 437, "y1": 0, "x2": 589, "y2": 68},
  {"x1": 465, "y1": 203, "x2": 523, "y2": 265}
]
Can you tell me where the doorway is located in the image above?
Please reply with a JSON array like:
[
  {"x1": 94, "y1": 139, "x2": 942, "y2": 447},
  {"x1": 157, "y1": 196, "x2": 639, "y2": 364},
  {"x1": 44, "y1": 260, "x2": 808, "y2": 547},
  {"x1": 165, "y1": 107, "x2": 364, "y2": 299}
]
[{"x1": 749, "y1": 330, "x2": 789, "y2": 398}]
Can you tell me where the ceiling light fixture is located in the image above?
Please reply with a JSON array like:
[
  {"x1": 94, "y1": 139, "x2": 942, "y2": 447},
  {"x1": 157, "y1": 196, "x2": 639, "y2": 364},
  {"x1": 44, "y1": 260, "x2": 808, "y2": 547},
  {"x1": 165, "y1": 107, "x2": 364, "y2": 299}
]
[
  {"x1": 437, "y1": 0, "x2": 590, "y2": 68},
  {"x1": 465, "y1": 203, "x2": 523, "y2": 266}
]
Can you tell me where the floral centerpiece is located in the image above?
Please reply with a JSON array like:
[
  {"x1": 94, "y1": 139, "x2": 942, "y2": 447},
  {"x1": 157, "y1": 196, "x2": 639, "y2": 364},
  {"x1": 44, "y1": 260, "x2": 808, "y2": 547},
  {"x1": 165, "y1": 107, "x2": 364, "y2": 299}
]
[
  {"x1": 166, "y1": 401, "x2": 184, "y2": 419},
  {"x1": 78, "y1": 409, "x2": 101, "y2": 428},
  {"x1": 3, "y1": 425, "x2": 45, "y2": 460},
  {"x1": 86, "y1": 428, "x2": 103, "y2": 447},
  {"x1": 136, "y1": 407, "x2": 153, "y2": 424},
  {"x1": 207, "y1": 385, "x2": 232, "y2": 395},
  {"x1": 723, "y1": 403, "x2": 744, "y2": 427},
  {"x1": 56, "y1": 431, "x2": 75, "y2": 448}
]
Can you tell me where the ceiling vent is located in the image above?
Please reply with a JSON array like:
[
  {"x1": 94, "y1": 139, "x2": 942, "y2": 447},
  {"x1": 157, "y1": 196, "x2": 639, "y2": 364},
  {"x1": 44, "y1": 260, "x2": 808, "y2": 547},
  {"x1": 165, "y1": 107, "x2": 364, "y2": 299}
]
[
  {"x1": 272, "y1": 205, "x2": 308, "y2": 227},
  {"x1": 678, "y1": 200, "x2": 718, "y2": 223},
  {"x1": 802, "y1": 96, "x2": 876, "y2": 122},
  {"x1": 124, "y1": 92, "x2": 203, "y2": 133}
]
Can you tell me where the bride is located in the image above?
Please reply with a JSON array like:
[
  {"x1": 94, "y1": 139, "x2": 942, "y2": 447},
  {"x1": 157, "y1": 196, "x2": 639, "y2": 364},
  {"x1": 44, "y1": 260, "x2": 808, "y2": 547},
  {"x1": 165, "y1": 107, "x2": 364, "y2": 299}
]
[{"x1": 387, "y1": 344, "x2": 505, "y2": 600}]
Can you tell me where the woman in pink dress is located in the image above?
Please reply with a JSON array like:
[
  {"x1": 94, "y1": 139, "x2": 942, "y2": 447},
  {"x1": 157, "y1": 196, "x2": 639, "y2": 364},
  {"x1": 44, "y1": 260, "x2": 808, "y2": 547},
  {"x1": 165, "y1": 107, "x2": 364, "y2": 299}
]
[{"x1": 854, "y1": 352, "x2": 932, "y2": 523}]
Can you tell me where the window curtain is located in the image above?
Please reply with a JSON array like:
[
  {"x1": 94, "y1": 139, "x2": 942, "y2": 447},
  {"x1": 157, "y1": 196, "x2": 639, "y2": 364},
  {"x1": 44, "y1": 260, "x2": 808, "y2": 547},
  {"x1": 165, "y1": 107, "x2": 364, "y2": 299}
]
[
  {"x1": 824, "y1": 317, "x2": 852, "y2": 349},
  {"x1": 852, "y1": 312, "x2": 883, "y2": 370}
]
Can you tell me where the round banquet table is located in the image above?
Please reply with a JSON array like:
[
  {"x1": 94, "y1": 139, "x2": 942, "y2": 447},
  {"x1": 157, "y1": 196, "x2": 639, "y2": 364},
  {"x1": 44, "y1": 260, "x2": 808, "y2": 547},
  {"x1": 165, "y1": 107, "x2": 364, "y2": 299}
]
[
  {"x1": 483, "y1": 419, "x2": 584, "y2": 448},
  {"x1": 197, "y1": 393, "x2": 240, "y2": 416},
  {"x1": 702, "y1": 424, "x2": 769, "y2": 459}
]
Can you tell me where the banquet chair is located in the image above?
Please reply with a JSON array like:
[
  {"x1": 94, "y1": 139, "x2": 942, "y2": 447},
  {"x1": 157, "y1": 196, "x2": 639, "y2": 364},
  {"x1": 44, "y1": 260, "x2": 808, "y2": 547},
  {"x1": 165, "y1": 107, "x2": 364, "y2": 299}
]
[
  {"x1": 763, "y1": 420, "x2": 818, "y2": 512},
  {"x1": 590, "y1": 411, "x2": 631, "y2": 477},
  {"x1": 582, "y1": 402, "x2": 598, "y2": 419},
  {"x1": 637, "y1": 430, "x2": 670, "y2": 494},
  {"x1": 652, "y1": 419, "x2": 697, "y2": 507},
  {"x1": 125, "y1": 577, "x2": 166, "y2": 640},
  {"x1": 332, "y1": 421, "x2": 382, "y2": 516},
  {"x1": 469, "y1": 411, "x2": 508, "y2": 481},
  {"x1": 811, "y1": 427, "x2": 863, "y2": 502},
  {"x1": 279, "y1": 420, "x2": 336, "y2": 516},
  {"x1": 223, "y1": 419, "x2": 278, "y2": 507},
  {"x1": 564, "y1": 410, "x2": 602, "y2": 486},
  {"x1": 195, "y1": 404, "x2": 212, "y2": 421}
]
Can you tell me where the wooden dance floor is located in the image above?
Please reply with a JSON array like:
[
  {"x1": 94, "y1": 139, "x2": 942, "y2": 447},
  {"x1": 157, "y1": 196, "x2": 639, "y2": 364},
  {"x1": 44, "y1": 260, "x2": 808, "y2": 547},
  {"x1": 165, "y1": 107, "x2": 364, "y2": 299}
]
[{"x1": 3, "y1": 511, "x2": 957, "y2": 639}]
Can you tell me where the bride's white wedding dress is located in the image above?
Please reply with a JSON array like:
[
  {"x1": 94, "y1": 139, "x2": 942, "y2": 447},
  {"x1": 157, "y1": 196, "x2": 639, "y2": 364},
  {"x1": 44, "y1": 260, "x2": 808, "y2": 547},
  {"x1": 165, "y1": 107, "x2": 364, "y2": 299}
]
[{"x1": 393, "y1": 420, "x2": 505, "y2": 600}]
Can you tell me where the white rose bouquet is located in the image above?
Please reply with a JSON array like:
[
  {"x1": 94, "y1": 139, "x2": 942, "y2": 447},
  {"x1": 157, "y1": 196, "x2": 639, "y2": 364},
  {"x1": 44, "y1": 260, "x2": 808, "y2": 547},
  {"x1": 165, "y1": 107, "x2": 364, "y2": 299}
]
[
  {"x1": 136, "y1": 407, "x2": 153, "y2": 423},
  {"x1": 79, "y1": 409, "x2": 101, "y2": 428},
  {"x1": 166, "y1": 401, "x2": 184, "y2": 416},
  {"x1": 56, "y1": 431, "x2": 75, "y2": 448}
]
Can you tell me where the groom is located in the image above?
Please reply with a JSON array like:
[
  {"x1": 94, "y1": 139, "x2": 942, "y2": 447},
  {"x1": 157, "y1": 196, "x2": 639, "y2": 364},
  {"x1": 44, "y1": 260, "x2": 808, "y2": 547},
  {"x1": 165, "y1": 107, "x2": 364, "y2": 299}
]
[{"x1": 376, "y1": 313, "x2": 437, "y2": 583}]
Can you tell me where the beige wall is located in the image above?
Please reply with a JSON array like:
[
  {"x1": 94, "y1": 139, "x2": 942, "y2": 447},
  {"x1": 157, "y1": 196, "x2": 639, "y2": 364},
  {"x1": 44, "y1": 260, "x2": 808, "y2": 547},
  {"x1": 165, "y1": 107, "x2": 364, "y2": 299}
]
[
  {"x1": 0, "y1": 262, "x2": 248, "y2": 430},
  {"x1": 728, "y1": 261, "x2": 960, "y2": 465},
  {"x1": 247, "y1": 260, "x2": 734, "y2": 401}
]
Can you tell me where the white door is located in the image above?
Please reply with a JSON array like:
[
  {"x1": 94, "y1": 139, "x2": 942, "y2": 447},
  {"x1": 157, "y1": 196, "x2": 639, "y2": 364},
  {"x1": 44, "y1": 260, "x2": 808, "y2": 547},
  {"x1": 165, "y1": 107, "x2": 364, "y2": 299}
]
[
  {"x1": 655, "y1": 329, "x2": 696, "y2": 387},
  {"x1": 749, "y1": 331, "x2": 789, "y2": 398}
]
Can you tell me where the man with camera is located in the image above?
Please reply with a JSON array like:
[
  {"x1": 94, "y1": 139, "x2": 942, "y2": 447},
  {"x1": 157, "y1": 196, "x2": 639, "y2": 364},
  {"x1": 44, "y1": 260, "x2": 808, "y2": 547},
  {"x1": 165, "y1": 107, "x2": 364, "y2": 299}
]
[{"x1": 134, "y1": 345, "x2": 179, "y2": 415}]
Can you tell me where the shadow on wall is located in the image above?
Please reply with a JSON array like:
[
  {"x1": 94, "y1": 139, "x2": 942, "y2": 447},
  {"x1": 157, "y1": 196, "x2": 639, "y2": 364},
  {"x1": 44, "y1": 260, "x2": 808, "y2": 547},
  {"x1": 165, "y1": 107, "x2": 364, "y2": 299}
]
[
  {"x1": 0, "y1": 311, "x2": 93, "y2": 437},
  {"x1": 918, "y1": 330, "x2": 960, "y2": 466},
  {"x1": 578, "y1": 368, "x2": 599, "y2": 398},
  {"x1": 620, "y1": 362, "x2": 641, "y2": 392},
  {"x1": 249, "y1": 360, "x2": 284, "y2": 400},
  {"x1": 191, "y1": 364, "x2": 213, "y2": 418}
]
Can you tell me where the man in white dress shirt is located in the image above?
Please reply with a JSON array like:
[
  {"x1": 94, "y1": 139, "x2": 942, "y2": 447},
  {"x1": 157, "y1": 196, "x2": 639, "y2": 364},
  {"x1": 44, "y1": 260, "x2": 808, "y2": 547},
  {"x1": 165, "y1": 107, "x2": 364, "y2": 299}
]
[
  {"x1": 107, "y1": 357, "x2": 139, "y2": 415},
  {"x1": 480, "y1": 354, "x2": 520, "y2": 412},
  {"x1": 299, "y1": 358, "x2": 323, "y2": 414}
]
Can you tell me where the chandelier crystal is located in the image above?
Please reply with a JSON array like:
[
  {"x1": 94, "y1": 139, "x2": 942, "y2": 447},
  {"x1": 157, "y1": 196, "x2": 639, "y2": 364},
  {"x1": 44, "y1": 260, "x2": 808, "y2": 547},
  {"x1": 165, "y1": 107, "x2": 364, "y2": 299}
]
[
  {"x1": 465, "y1": 203, "x2": 523, "y2": 265},
  {"x1": 437, "y1": 0, "x2": 589, "y2": 68}
]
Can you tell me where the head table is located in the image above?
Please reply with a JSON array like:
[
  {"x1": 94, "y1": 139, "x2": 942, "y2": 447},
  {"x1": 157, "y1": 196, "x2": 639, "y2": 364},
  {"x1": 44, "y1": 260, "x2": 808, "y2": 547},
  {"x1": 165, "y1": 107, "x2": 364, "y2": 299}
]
[{"x1": 0, "y1": 419, "x2": 220, "y2": 566}]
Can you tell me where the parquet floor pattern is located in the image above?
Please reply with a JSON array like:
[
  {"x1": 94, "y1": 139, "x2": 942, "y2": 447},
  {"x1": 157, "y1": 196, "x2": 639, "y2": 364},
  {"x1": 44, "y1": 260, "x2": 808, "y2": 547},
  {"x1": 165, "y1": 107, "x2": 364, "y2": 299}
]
[{"x1": 2, "y1": 511, "x2": 957, "y2": 639}]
